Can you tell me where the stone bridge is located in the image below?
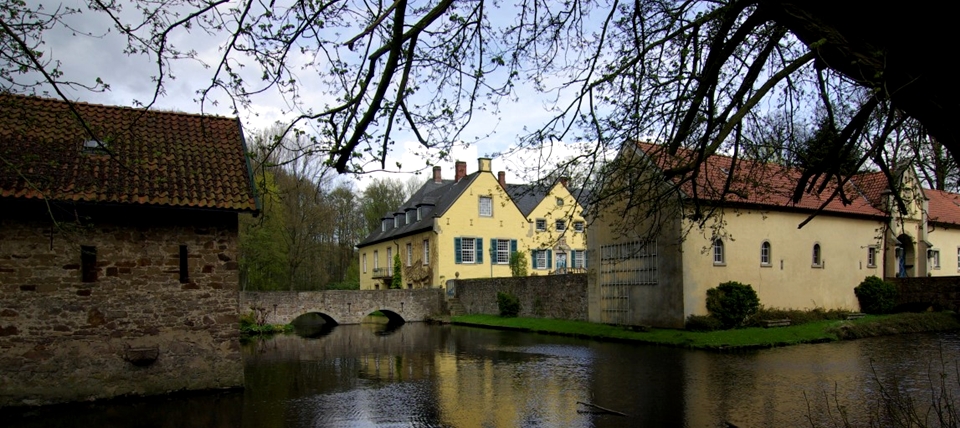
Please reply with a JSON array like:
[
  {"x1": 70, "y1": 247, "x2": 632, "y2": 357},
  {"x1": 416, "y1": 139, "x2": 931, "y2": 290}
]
[{"x1": 239, "y1": 289, "x2": 447, "y2": 325}]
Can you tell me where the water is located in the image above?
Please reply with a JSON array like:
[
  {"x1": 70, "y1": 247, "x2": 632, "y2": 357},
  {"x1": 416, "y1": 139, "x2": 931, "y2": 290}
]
[{"x1": 7, "y1": 323, "x2": 960, "y2": 427}]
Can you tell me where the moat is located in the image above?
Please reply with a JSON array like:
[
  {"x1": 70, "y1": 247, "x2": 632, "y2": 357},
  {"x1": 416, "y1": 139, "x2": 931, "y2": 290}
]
[{"x1": 8, "y1": 323, "x2": 960, "y2": 427}]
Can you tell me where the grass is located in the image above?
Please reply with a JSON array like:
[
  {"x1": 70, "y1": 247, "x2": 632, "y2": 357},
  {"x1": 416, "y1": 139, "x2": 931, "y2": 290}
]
[{"x1": 451, "y1": 312, "x2": 960, "y2": 350}]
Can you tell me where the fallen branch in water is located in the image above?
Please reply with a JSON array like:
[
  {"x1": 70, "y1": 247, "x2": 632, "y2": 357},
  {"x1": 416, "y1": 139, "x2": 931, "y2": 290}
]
[{"x1": 576, "y1": 401, "x2": 628, "y2": 417}]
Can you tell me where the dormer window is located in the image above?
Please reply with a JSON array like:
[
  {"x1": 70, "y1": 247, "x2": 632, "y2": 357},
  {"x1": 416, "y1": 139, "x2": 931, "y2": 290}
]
[{"x1": 82, "y1": 139, "x2": 107, "y2": 155}]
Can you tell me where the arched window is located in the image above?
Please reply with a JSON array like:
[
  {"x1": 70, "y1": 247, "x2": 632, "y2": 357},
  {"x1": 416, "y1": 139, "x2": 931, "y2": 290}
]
[
  {"x1": 713, "y1": 239, "x2": 725, "y2": 265},
  {"x1": 760, "y1": 241, "x2": 772, "y2": 266},
  {"x1": 812, "y1": 243, "x2": 822, "y2": 267}
]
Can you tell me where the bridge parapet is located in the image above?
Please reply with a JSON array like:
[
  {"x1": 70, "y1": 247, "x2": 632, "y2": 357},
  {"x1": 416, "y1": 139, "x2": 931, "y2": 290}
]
[{"x1": 240, "y1": 289, "x2": 446, "y2": 325}]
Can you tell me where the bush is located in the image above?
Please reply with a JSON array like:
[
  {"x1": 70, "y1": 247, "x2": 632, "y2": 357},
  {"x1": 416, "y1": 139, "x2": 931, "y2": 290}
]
[
  {"x1": 854, "y1": 276, "x2": 898, "y2": 314},
  {"x1": 497, "y1": 292, "x2": 521, "y2": 317},
  {"x1": 685, "y1": 314, "x2": 722, "y2": 331},
  {"x1": 391, "y1": 254, "x2": 402, "y2": 289},
  {"x1": 705, "y1": 281, "x2": 760, "y2": 329},
  {"x1": 509, "y1": 252, "x2": 528, "y2": 277}
]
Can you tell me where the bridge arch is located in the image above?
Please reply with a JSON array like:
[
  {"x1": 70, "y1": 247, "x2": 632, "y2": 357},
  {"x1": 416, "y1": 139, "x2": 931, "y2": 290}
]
[{"x1": 240, "y1": 289, "x2": 445, "y2": 326}]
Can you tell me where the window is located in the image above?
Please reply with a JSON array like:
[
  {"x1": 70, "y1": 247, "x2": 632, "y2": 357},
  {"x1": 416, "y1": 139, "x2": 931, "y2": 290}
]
[
  {"x1": 406, "y1": 210, "x2": 414, "y2": 224},
  {"x1": 812, "y1": 243, "x2": 822, "y2": 267},
  {"x1": 423, "y1": 240, "x2": 430, "y2": 265},
  {"x1": 571, "y1": 250, "x2": 586, "y2": 269},
  {"x1": 479, "y1": 196, "x2": 493, "y2": 217},
  {"x1": 386, "y1": 248, "x2": 393, "y2": 274},
  {"x1": 374, "y1": 250, "x2": 379, "y2": 270},
  {"x1": 406, "y1": 243, "x2": 412, "y2": 266},
  {"x1": 867, "y1": 246, "x2": 877, "y2": 268},
  {"x1": 394, "y1": 216, "x2": 399, "y2": 228},
  {"x1": 492, "y1": 239, "x2": 516, "y2": 264},
  {"x1": 555, "y1": 219, "x2": 567, "y2": 232},
  {"x1": 713, "y1": 239, "x2": 724, "y2": 265},
  {"x1": 760, "y1": 241, "x2": 771, "y2": 266},
  {"x1": 573, "y1": 221, "x2": 585, "y2": 233},
  {"x1": 363, "y1": 253, "x2": 367, "y2": 273},
  {"x1": 930, "y1": 249, "x2": 941, "y2": 269},
  {"x1": 455, "y1": 237, "x2": 483, "y2": 264},
  {"x1": 556, "y1": 197, "x2": 564, "y2": 206},
  {"x1": 179, "y1": 245, "x2": 189, "y2": 284},
  {"x1": 417, "y1": 207, "x2": 422, "y2": 221},
  {"x1": 81, "y1": 245, "x2": 97, "y2": 283},
  {"x1": 535, "y1": 218, "x2": 546, "y2": 231},
  {"x1": 533, "y1": 249, "x2": 552, "y2": 270}
]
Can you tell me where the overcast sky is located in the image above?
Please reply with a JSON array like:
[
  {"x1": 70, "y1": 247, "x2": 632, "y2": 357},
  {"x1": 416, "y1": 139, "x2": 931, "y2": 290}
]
[{"x1": 28, "y1": 0, "x2": 598, "y2": 191}]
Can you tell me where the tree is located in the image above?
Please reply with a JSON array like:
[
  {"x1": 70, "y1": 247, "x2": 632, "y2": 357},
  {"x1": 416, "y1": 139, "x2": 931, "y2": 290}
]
[
  {"x1": 360, "y1": 177, "x2": 408, "y2": 234},
  {"x1": 391, "y1": 254, "x2": 402, "y2": 289},
  {"x1": 4, "y1": 0, "x2": 957, "y2": 226}
]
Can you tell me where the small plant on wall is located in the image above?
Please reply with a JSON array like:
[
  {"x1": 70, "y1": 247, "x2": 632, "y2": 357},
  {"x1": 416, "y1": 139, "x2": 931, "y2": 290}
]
[
  {"x1": 509, "y1": 252, "x2": 528, "y2": 277},
  {"x1": 391, "y1": 254, "x2": 402, "y2": 289}
]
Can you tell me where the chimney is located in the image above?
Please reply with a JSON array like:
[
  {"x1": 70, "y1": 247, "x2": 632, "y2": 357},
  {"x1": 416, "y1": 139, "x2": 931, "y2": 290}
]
[
  {"x1": 559, "y1": 176, "x2": 569, "y2": 188},
  {"x1": 498, "y1": 171, "x2": 506, "y2": 188},
  {"x1": 433, "y1": 166, "x2": 442, "y2": 183},
  {"x1": 478, "y1": 157, "x2": 492, "y2": 173},
  {"x1": 455, "y1": 161, "x2": 467, "y2": 181}
]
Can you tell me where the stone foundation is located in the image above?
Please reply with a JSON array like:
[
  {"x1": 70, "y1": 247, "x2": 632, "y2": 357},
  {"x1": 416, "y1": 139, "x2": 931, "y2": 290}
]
[{"x1": 0, "y1": 202, "x2": 244, "y2": 407}]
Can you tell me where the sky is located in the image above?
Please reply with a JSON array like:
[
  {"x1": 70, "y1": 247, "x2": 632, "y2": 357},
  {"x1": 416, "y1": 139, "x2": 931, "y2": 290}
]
[{"x1": 25, "y1": 0, "x2": 597, "y2": 191}]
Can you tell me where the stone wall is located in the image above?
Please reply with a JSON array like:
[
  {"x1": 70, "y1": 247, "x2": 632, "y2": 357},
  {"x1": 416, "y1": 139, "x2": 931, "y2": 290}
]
[
  {"x1": 453, "y1": 274, "x2": 588, "y2": 320},
  {"x1": 887, "y1": 276, "x2": 960, "y2": 311},
  {"x1": 0, "y1": 202, "x2": 244, "y2": 407}
]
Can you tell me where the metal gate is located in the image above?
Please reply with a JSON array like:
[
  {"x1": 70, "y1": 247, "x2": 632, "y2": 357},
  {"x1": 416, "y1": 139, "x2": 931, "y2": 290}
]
[{"x1": 599, "y1": 240, "x2": 658, "y2": 324}]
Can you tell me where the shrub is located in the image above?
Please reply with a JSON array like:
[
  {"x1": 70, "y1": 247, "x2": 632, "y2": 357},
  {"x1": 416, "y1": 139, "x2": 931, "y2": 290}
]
[
  {"x1": 509, "y1": 252, "x2": 528, "y2": 277},
  {"x1": 705, "y1": 281, "x2": 760, "y2": 329},
  {"x1": 685, "y1": 314, "x2": 722, "y2": 331},
  {"x1": 497, "y1": 292, "x2": 521, "y2": 317},
  {"x1": 854, "y1": 276, "x2": 898, "y2": 314}
]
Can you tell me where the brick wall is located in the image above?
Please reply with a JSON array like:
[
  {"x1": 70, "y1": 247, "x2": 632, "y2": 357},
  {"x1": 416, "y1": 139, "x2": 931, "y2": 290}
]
[
  {"x1": 0, "y1": 202, "x2": 244, "y2": 407},
  {"x1": 454, "y1": 274, "x2": 587, "y2": 320}
]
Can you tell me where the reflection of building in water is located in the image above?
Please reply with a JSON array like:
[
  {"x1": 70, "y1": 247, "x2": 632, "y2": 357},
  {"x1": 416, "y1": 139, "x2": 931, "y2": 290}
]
[{"x1": 433, "y1": 342, "x2": 589, "y2": 427}]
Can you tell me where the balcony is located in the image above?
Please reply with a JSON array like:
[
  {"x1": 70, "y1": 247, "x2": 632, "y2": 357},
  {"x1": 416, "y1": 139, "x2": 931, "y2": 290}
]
[{"x1": 372, "y1": 267, "x2": 393, "y2": 279}]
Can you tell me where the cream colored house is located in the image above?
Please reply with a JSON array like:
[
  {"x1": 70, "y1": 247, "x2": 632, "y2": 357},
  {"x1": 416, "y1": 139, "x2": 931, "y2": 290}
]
[
  {"x1": 358, "y1": 158, "x2": 588, "y2": 290},
  {"x1": 587, "y1": 142, "x2": 960, "y2": 328}
]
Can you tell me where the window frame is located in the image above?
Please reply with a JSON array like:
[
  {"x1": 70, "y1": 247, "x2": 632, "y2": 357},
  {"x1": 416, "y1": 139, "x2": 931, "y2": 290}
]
[
  {"x1": 760, "y1": 241, "x2": 771, "y2": 267},
  {"x1": 495, "y1": 239, "x2": 511, "y2": 265},
  {"x1": 423, "y1": 239, "x2": 430, "y2": 265},
  {"x1": 406, "y1": 243, "x2": 412, "y2": 267},
  {"x1": 386, "y1": 247, "x2": 393, "y2": 274},
  {"x1": 573, "y1": 221, "x2": 585, "y2": 233},
  {"x1": 867, "y1": 246, "x2": 878, "y2": 268},
  {"x1": 461, "y1": 238, "x2": 476, "y2": 263},
  {"x1": 179, "y1": 244, "x2": 189, "y2": 283},
  {"x1": 930, "y1": 248, "x2": 941, "y2": 269},
  {"x1": 555, "y1": 219, "x2": 567, "y2": 232},
  {"x1": 571, "y1": 250, "x2": 586, "y2": 269},
  {"x1": 812, "y1": 243, "x2": 822, "y2": 268},
  {"x1": 712, "y1": 239, "x2": 725, "y2": 266},
  {"x1": 479, "y1": 196, "x2": 493, "y2": 217},
  {"x1": 374, "y1": 250, "x2": 379, "y2": 269},
  {"x1": 535, "y1": 218, "x2": 546, "y2": 232},
  {"x1": 534, "y1": 250, "x2": 548, "y2": 270},
  {"x1": 362, "y1": 253, "x2": 367, "y2": 273}
]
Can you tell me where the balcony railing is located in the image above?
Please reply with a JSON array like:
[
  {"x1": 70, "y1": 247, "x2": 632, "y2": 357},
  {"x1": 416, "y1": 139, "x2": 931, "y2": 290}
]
[{"x1": 372, "y1": 267, "x2": 393, "y2": 279}]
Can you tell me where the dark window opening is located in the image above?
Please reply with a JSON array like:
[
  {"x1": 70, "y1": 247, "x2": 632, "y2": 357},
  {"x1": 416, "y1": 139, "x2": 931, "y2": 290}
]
[
  {"x1": 179, "y1": 245, "x2": 189, "y2": 283},
  {"x1": 81, "y1": 245, "x2": 97, "y2": 283}
]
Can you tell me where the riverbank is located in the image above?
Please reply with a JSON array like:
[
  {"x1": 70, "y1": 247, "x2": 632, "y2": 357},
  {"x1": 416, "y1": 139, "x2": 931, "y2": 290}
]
[{"x1": 450, "y1": 312, "x2": 960, "y2": 350}]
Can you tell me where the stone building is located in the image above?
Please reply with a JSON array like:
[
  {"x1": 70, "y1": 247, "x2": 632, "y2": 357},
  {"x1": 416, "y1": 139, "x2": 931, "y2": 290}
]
[{"x1": 0, "y1": 94, "x2": 259, "y2": 407}]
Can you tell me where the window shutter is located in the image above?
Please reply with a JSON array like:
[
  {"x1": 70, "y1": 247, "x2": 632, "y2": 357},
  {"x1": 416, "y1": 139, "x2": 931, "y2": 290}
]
[
  {"x1": 547, "y1": 249, "x2": 553, "y2": 269},
  {"x1": 510, "y1": 240, "x2": 517, "y2": 255},
  {"x1": 491, "y1": 238, "x2": 497, "y2": 262},
  {"x1": 476, "y1": 238, "x2": 483, "y2": 264},
  {"x1": 571, "y1": 250, "x2": 578, "y2": 267},
  {"x1": 454, "y1": 237, "x2": 462, "y2": 264},
  {"x1": 531, "y1": 250, "x2": 537, "y2": 269},
  {"x1": 583, "y1": 250, "x2": 588, "y2": 268}
]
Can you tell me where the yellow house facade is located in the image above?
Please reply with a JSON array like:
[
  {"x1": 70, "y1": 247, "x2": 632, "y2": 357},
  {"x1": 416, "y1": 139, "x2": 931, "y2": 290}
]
[
  {"x1": 587, "y1": 142, "x2": 960, "y2": 328},
  {"x1": 358, "y1": 158, "x2": 588, "y2": 290}
]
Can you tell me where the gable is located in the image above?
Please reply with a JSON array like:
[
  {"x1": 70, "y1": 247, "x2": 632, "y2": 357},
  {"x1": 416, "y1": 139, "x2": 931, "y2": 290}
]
[{"x1": 0, "y1": 94, "x2": 258, "y2": 212}]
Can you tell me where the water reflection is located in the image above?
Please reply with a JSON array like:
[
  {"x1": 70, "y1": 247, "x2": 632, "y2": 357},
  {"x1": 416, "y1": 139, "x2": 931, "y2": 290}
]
[{"x1": 5, "y1": 325, "x2": 960, "y2": 427}]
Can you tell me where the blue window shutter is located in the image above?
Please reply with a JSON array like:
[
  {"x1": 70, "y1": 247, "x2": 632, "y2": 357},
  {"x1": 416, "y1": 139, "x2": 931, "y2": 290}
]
[
  {"x1": 571, "y1": 250, "x2": 578, "y2": 267},
  {"x1": 491, "y1": 238, "x2": 497, "y2": 263},
  {"x1": 454, "y1": 237, "x2": 462, "y2": 264},
  {"x1": 531, "y1": 250, "x2": 537, "y2": 269},
  {"x1": 476, "y1": 238, "x2": 483, "y2": 264},
  {"x1": 547, "y1": 249, "x2": 553, "y2": 269},
  {"x1": 510, "y1": 240, "x2": 517, "y2": 255}
]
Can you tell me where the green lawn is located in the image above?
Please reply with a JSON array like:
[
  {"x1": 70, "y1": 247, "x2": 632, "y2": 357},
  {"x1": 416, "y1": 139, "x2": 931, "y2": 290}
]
[{"x1": 450, "y1": 312, "x2": 960, "y2": 350}]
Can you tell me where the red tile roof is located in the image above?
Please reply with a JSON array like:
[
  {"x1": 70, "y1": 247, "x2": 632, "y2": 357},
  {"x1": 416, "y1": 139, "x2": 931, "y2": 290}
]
[
  {"x1": 924, "y1": 189, "x2": 960, "y2": 226},
  {"x1": 0, "y1": 94, "x2": 257, "y2": 212},
  {"x1": 634, "y1": 142, "x2": 886, "y2": 217}
]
